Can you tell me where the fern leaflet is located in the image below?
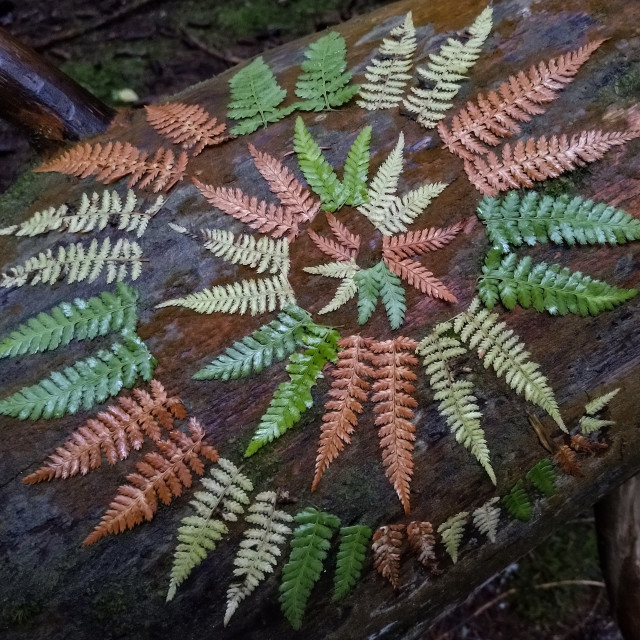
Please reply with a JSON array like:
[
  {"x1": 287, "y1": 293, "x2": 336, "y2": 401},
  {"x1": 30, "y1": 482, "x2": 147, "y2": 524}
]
[
  {"x1": 407, "y1": 521, "x2": 437, "y2": 569},
  {"x1": 378, "y1": 261, "x2": 406, "y2": 330},
  {"x1": 333, "y1": 524, "x2": 372, "y2": 601},
  {"x1": 580, "y1": 416, "x2": 616, "y2": 435},
  {"x1": 354, "y1": 264, "x2": 381, "y2": 325},
  {"x1": 472, "y1": 497, "x2": 501, "y2": 543},
  {"x1": 437, "y1": 511, "x2": 469, "y2": 564},
  {"x1": 318, "y1": 273, "x2": 359, "y2": 315},
  {"x1": 584, "y1": 388, "x2": 620, "y2": 415},
  {"x1": 526, "y1": 459, "x2": 557, "y2": 497},
  {"x1": 342, "y1": 127, "x2": 371, "y2": 207},
  {"x1": 372, "y1": 524, "x2": 404, "y2": 588},
  {"x1": 503, "y1": 480, "x2": 532, "y2": 521}
]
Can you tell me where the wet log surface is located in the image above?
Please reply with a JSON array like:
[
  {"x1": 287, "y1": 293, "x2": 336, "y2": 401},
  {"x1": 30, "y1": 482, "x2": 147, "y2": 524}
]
[{"x1": 1, "y1": 0, "x2": 640, "y2": 637}]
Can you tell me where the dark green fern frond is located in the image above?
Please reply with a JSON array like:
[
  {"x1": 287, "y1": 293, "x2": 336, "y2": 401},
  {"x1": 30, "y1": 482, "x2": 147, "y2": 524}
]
[
  {"x1": 354, "y1": 264, "x2": 381, "y2": 325},
  {"x1": 503, "y1": 480, "x2": 532, "y2": 521},
  {"x1": 333, "y1": 524, "x2": 372, "y2": 601},
  {"x1": 0, "y1": 283, "x2": 138, "y2": 360},
  {"x1": 294, "y1": 32, "x2": 359, "y2": 112},
  {"x1": 342, "y1": 127, "x2": 371, "y2": 208},
  {"x1": 0, "y1": 333, "x2": 155, "y2": 420},
  {"x1": 479, "y1": 251, "x2": 637, "y2": 315},
  {"x1": 477, "y1": 191, "x2": 640, "y2": 253},
  {"x1": 526, "y1": 458, "x2": 557, "y2": 497},
  {"x1": 377, "y1": 261, "x2": 406, "y2": 330},
  {"x1": 280, "y1": 507, "x2": 341, "y2": 629}
]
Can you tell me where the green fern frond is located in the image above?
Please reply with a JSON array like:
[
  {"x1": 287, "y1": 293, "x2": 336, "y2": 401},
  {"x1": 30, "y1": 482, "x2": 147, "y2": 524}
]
[
  {"x1": 245, "y1": 327, "x2": 340, "y2": 456},
  {"x1": 333, "y1": 524, "x2": 372, "y2": 601},
  {"x1": 0, "y1": 333, "x2": 155, "y2": 420},
  {"x1": 526, "y1": 459, "x2": 557, "y2": 497},
  {"x1": 304, "y1": 260, "x2": 360, "y2": 279},
  {"x1": 156, "y1": 273, "x2": 296, "y2": 316},
  {"x1": 418, "y1": 321, "x2": 495, "y2": 483},
  {"x1": 584, "y1": 388, "x2": 620, "y2": 415},
  {"x1": 472, "y1": 497, "x2": 500, "y2": 543},
  {"x1": 580, "y1": 416, "x2": 616, "y2": 434},
  {"x1": 318, "y1": 273, "x2": 359, "y2": 315},
  {"x1": 378, "y1": 261, "x2": 406, "y2": 329},
  {"x1": 454, "y1": 298, "x2": 565, "y2": 431},
  {"x1": 479, "y1": 251, "x2": 637, "y2": 316},
  {"x1": 227, "y1": 57, "x2": 294, "y2": 135},
  {"x1": 477, "y1": 191, "x2": 640, "y2": 253},
  {"x1": 279, "y1": 507, "x2": 341, "y2": 629},
  {"x1": 353, "y1": 264, "x2": 381, "y2": 325},
  {"x1": 167, "y1": 458, "x2": 253, "y2": 601},
  {"x1": 224, "y1": 491, "x2": 293, "y2": 626},
  {"x1": 437, "y1": 511, "x2": 469, "y2": 564},
  {"x1": 403, "y1": 6, "x2": 493, "y2": 129},
  {"x1": 193, "y1": 306, "x2": 314, "y2": 380},
  {"x1": 342, "y1": 127, "x2": 371, "y2": 207},
  {"x1": 503, "y1": 480, "x2": 532, "y2": 521},
  {"x1": 0, "y1": 283, "x2": 138, "y2": 360},
  {"x1": 294, "y1": 32, "x2": 359, "y2": 111},
  {"x1": 357, "y1": 12, "x2": 417, "y2": 110},
  {"x1": 169, "y1": 224, "x2": 290, "y2": 275}
]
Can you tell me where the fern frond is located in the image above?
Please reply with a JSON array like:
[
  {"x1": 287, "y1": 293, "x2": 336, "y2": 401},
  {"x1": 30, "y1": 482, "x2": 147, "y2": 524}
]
[
  {"x1": 0, "y1": 335, "x2": 156, "y2": 420},
  {"x1": 0, "y1": 283, "x2": 138, "y2": 359},
  {"x1": 570, "y1": 433, "x2": 609, "y2": 454},
  {"x1": 245, "y1": 327, "x2": 341, "y2": 457},
  {"x1": 378, "y1": 261, "x2": 406, "y2": 329},
  {"x1": 342, "y1": 127, "x2": 371, "y2": 207},
  {"x1": 502, "y1": 480, "x2": 532, "y2": 521},
  {"x1": 294, "y1": 32, "x2": 359, "y2": 111},
  {"x1": 384, "y1": 255, "x2": 457, "y2": 302},
  {"x1": 145, "y1": 102, "x2": 228, "y2": 156},
  {"x1": 370, "y1": 337, "x2": 419, "y2": 514},
  {"x1": 584, "y1": 388, "x2": 620, "y2": 415},
  {"x1": 304, "y1": 260, "x2": 360, "y2": 279},
  {"x1": 227, "y1": 57, "x2": 293, "y2": 135},
  {"x1": 580, "y1": 416, "x2": 616, "y2": 435},
  {"x1": 332, "y1": 524, "x2": 372, "y2": 601},
  {"x1": 464, "y1": 129, "x2": 640, "y2": 196},
  {"x1": 83, "y1": 418, "x2": 218, "y2": 546},
  {"x1": 353, "y1": 264, "x2": 381, "y2": 325},
  {"x1": 403, "y1": 6, "x2": 493, "y2": 129},
  {"x1": 193, "y1": 305, "x2": 314, "y2": 380},
  {"x1": 385, "y1": 183, "x2": 449, "y2": 235},
  {"x1": 407, "y1": 521, "x2": 437, "y2": 568},
  {"x1": 167, "y1": 457, "x2": 253, "y2": 601},
  {"x1": 382, "y1": 221, "x2": 463, "y2": 260},
  {"x1": 34, "y1": 141, "x2": 188, "y2": 192},
  {"x1": 526, "y1": 459, "x2": 557, "y2": 497},
  {"x1": 372, "y1": 524, "x2": 404, "y2": 588},
  {"x1": 155, "y1": 273, "x2": 296, "y2": 316},
  {"x1": 357, "y1": 12, "x2": 417, "y2": 110},
  {"x1": 326, "y1": 212, "x2": 361, "y2": 254},
  {"x1": 479, "y1": 251, "x2": 637, "y2": 315},
  {"x1": 472, "y1": 497, "x2": 500, "y2": 543},
  {"x1": 439, "y1": 40, "x2": 605, "y2": 159},
  {"x1": 224, "y1": 491, "x2": 293, "y2": 626},
  {"x1": 319, "y1": 275, "x2": 359, "y2": 315},
  {"x1": 23, "y1": 380, "x2": 185, "y2": 484},
  {"x1": 437, "y1": 511, "x2": 469, "y2": 564},
  {"x1": 417, "y1": 322, "x2": 494, "y2": 483},
  {"x1": 312, "y1": 335, "x2": 375, "y2": 490},
  {"x1": 477, "y1": 191, "x2": 640, "y2": 253},
  {"x1": 279, "y1": 507, "x2": 341, "y2": 629},
  {"x1": 454, "y1": 298, "x2": 565, "y2": 430},
  {"x1": 169, "y1": 225, "x2": 290, "y2": 275},
  {"x1": 0, "y1": 238, "x2": 144, "y2": 289},
  {"x1": 555, "y1": 443, "x2": 582, "y2": 475},
  {"x1": 307, "y1": 229, "x2": 357, "y2": 262}
]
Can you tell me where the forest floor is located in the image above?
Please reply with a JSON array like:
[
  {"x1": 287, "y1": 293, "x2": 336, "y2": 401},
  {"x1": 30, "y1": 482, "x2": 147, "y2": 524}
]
[{"x1": 0, "y1": 1, "x2": 625, "y2": 638}]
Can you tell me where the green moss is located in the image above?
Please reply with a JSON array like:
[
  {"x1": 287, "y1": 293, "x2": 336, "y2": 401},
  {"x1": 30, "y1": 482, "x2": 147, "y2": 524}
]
[{"x1": 0, "y1": 169, "x2": 53, "y2": 221}]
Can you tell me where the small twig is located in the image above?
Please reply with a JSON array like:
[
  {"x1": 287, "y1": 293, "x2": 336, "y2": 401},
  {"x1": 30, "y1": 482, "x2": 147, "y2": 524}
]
[{"x1": 181, "y1": 29, "x2": 244, "y2": 66}]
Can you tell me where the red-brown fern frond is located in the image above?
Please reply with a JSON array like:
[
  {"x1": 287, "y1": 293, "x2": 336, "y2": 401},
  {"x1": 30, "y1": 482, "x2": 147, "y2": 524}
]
[
  {"x1": 23, "y1": 381, "x2": 187, "y2": 484},
  {"x1": 464, "y1": 129, "x2": 640, "y2": 196},
  {"x1": 326, "y1": 212, "x2": 360, "y2": 253},
  {"x1": 372, "y1": 524, "x2": 405, "y2": 589},
  {"x1": 248, "y1": 144, "x2": 320, "y2": 223},
  {"x1": 312, "y1": 335, "x2": 375, "y2": 491},
  {"x1": 145, "y1": 103, "x2": 229, "y2": 156},
  {"x1": 569, "y1": 434, "x2": 608, "y2": 455},
  {"x1": 554, "y1": 444, "x2": 583, "y2": 477},
  {"x1": 193, "y1": 178, "x2": 300, "y2": 240},
  {"x1": 382, "y1": 222, "x2": 464, "y2": 260},
  {"x1": 407, "y1": 521, "x2": 438, "y2": 570},
  {"x1": 438, "y1": 40, "x2": 605, "y2": 160},
  {"x1": 82, "y1": 418, "x2": 218, "y2": 546},
  {"x1": 369, "y1": 337, "x2": 419, "y2": 515},
  {"x1": 131, "y1": 147, "x2": 189, "y2": 192},
  {"x1": 308, "y1": 212, "x2": 360, "y2": 261},
  {"x1": 383, "y1": 256, "x2": 457, "y2": 303}
]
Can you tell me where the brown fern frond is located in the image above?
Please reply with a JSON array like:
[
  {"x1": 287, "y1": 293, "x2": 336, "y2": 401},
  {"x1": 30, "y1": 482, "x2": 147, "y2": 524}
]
[
  {"x1": 83, "y1": 418, "x2": 218, "y2": 546},
  {"x1": 308, "y1": 230, "x2": 354, "y2": 262},
  {"x1": 145, "y1": 103, "x2": 229, "y2": 156},
  {"x1": 384, "y1": 256, "x2": 457, "y2": 303},
  {"x1": 382, "y1": 222, "x2": 464, "y2": 260},
  {"x1": 193, "y1": 178, "x2": 299, "y2": 240},
  {"x1": 439, "y1": 40, "x2": 605, "y2": 159},
  {"x1": 555, "y1": 444, "x2": 583, "y2": 477},
  {"x1": 326, "y1": 212, "x2": 360, "y2": 253},
  {"x1": 569, "y1": 434, "x2": 608, "y2": 455},
  {"x1": 369, "y1": 337, "x2": 418, "y2": 515},
  {"x1": 132, "y1": 148, "x2": 189, "y2": 192},
  {"x1": 312, "y1": 335, "x2": 375, "y2": 491},
  {"x1": 23, "y1": 380, "x2": 187, "y2": 484},
  {"x1": 249, "y1": 144, "x2": 320, "y2": 222},
  {"x1": 372, "y1": 524, "x2": 405, "y2": 589},
  {"x1": 407, "y1": 521, "x2": 438, "y2": 570},
  {"x1": 464, "y1": 129, "x2": 640, "y2": 196}
]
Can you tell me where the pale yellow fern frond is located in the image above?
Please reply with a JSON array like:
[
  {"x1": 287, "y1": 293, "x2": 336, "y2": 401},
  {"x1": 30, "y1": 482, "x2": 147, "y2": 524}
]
[
  {"x1": 385, "y1": 182, "x2": 448, "y2": 234},
  {"x1": 472, "y1": 496, "x2": 500, "y2": 543},
  {"x1": 303, "y1": 259, "x2": 360, "y2": 279},
  {"x1": 318, "y1": 274, "x2": 359, "y2": 314},
  {"x1": 437, "y1": 511, "x2": 469, "y2": 564}
]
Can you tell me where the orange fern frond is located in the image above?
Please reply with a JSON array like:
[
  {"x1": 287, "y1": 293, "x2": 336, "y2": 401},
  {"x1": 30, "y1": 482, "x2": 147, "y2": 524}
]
[
  {"x1": 383, "y1": 256, "x2": 457, "y2": 303},
  {"x1": 438, "y1": 40, "x2": 605, "y2": 159},
  {"x1": 312, "y1": 335, "x2": 375, "y2": 491},
  {"x1": 145, "y1": 103, "x2": 228, "y2": 156},
  {"x1": 193, "y1": 179, "x2": 300, "y2": 240},
  {"x1": 569, "y1": 434, "x2": 608, "y2": 454},
  {"x1": 464, "y1": 129, "x2": 640, "y2": 196},
  {"x1": 248, "y1": 144, "x2": 320, "y2": 222},
  {"x1": 23, "y1": 381, "x2": 187, "y2": 484},
  {"x1": 83, "y1": 418, "x2": 218, "y2": 546},
  {"x1": 407, "y1": 521, "x2": 438, "y2": 570},
  {"x1": 308, "y1": 212, "x2": 360, "y2": 261},
  {"x1": 326, "y1": 212, "x2": 360, "y2": 253},
  {"x1": 369, "y1": 337, "x2": 418, "y2": 515},
  {"x1": 34, "y1": 141, "x2": 188, "y2": 192},
  {"x1": 372, "y1": 524, "x2": 405, "y2": 589},
  {"x1": 382, "y1": 222, "x2": 464, "y2": 260},
  {"x1": 554, "y1": 444, "x2": 583, "y2": 477}
]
